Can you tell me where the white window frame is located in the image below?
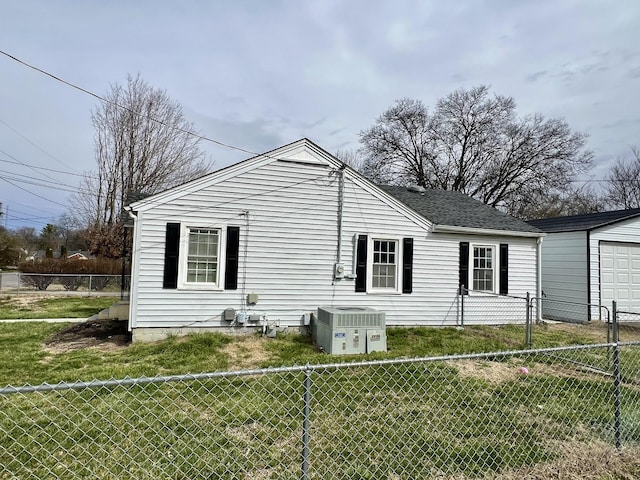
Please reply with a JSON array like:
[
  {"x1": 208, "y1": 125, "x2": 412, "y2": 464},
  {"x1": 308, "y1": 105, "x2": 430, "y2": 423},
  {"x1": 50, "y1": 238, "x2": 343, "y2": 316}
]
[
  {"x1": 178, "y1": 225, "x2": 227, "y2": 290},
  {"x1": 367, "y1": 236, "x2": 402, "y2": 294},
  {"x1": 470, "y1": 244, "x2": 496, "y2": 293}
]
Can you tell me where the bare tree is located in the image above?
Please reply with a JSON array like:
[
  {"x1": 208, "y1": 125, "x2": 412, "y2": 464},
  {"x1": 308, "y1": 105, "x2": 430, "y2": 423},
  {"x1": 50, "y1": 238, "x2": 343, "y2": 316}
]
[
  {"x1": 71, "y1": 74, "x2": 211, "y2": 257},
  {"x1": 359, "y1": 86, "x2": 593, "y2": 217},
  {"x1": 516, "y1": 183, "x2": 606, "y2": 219},
  {"x1": 604, "y1": 147, "x2": 640, "y2": 209}
]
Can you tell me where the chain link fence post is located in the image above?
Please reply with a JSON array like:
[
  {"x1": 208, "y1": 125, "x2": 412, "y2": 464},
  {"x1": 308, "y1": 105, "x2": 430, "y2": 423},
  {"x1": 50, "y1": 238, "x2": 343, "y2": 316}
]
[
  {"x1": 612, "y1": 300, "x2": 622, "y2": 450},
  {"x1": 459, "y1": 284, "x2": 465, "y2": 328},
  {"x1": 525, "y1": 292, "x2": 532, "y2": 347},
  {"x1": 301, "y1": 365, "x2": 312, "y2": 480}
]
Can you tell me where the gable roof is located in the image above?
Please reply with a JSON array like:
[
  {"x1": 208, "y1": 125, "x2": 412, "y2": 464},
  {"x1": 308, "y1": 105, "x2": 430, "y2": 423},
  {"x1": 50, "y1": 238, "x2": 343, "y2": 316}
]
[
  {"x1": 527, "y1": 208, "x2": 640, "y2": 233},
  {"x1": 129, "y1": 138, "x2": 542, "y2": 237},
  {"x1": 382, "y1": 185, "x2": 542, "y2": 235}
]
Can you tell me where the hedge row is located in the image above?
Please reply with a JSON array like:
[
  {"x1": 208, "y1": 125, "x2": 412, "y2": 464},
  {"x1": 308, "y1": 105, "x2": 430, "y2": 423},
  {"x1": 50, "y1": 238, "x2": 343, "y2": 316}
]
[{"x1": 18, "y1": 259, "x2": 130, "y2": 291}]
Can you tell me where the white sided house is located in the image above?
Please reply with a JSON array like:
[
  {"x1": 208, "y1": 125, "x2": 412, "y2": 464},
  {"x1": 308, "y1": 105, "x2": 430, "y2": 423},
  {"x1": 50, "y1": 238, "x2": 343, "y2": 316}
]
[
  {"x1": 529, "y1": 209, "x2": 640, "y2": 322},
  {"x1": 127, "y1": 139, "x2": 544, "y2": 342}
]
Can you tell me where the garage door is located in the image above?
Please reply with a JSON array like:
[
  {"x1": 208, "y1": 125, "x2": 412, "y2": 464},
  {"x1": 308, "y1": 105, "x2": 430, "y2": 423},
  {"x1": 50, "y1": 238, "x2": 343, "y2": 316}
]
[{"x1": 601, "y1": 242, "x2": 640, "y2": 312}]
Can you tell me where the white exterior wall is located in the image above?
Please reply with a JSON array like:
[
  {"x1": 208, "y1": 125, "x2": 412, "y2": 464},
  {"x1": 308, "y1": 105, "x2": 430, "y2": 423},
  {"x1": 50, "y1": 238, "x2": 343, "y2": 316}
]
[
  {"x1": 451, "y1": 235, "x2": 538, "y2": 325},
  {"x1": 129, "y1": 147, "x2": 539, "y2": 338},
  {"x1": 590, "y1": 217, "x2": 640, "y2": 317},
  {"x1": 538, "y1": 231, "x2": 588, "y2": 321},
  {"x1": 539, "y1": 231, "x2": 588, "y2": 301}
]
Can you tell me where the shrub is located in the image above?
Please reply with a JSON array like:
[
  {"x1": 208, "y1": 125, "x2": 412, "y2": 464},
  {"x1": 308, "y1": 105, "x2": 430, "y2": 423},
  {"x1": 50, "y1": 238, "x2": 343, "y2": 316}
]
[
  {"x1": 18, "y1": 259, "x2": 60, "y2": 290},
  {"x1": 18, "y1": 258, "x2": 129, "y2": 291}
]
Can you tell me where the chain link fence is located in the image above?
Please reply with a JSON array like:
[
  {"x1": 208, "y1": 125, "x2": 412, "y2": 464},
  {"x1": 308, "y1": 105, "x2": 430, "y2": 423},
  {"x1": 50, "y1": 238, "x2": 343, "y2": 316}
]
[
  {"x1": 0, "y1": 272, "x2": 128, "y2": 297},
  {"x1": 2, "y1": 342, "x2": 640, "y2": 479}
]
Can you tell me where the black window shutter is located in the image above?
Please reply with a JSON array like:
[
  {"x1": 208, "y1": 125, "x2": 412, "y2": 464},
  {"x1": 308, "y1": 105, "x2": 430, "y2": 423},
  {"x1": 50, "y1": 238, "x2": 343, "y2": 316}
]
[
  {"x1": 459, "y1": 242, "x2": 469, "y2": 293},
  {"x1": 355, "y1": 234, "x2": 368, "y2": 292},
  {"x1": 224, "y1": 226, "x2": 240, "y2": 290},
  {"x1": 162, "y1": 223, "x2": 181, "y2": 289},
  {"x1": 402, "y1": 237, "x2": 414, "y2": 294},
  {"x1": 499, "y1": 243, "x2": 509, "y2": 295}
]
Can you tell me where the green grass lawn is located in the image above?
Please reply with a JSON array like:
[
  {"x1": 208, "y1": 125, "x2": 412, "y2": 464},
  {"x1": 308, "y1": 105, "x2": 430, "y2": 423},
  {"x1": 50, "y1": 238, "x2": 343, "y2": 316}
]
[
  {"x1": 1, "y1": 302, "x2": 640, "y2": 479},
  {"x1": 0, "y1": 322, "x2": 639, "y2": 479},
  {"x1": 0, "y1": 316, "x2": 640, "y2": 480},
  {"x1": 0, "y1": 295, "x2": 118, "y2": 319},
  {"x1": 0, "y1": 318, "x2": 626, "y2": 386}
]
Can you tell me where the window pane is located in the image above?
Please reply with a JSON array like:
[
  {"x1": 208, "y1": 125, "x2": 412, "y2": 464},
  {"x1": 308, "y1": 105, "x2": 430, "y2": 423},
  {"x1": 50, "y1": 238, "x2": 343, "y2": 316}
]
[
  {"x1": 372, "y1": 239, "x2": 398, "y2": 289},
  {"x1": 473, "y1": 246, "x2": 494, "y2": 292},
  {"x1": 187, "y1": 228, "x2": 219, "y2": 284}
]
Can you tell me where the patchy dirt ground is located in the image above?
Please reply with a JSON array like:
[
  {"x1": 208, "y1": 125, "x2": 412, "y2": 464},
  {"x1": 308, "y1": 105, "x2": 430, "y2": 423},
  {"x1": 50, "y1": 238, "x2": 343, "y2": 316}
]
[
  {"x1": 44, "y1": 319, "x2": 130, "y2": 353},
  {"x1": 41, "y1": 318, "x2": 640, "y2": 356}
]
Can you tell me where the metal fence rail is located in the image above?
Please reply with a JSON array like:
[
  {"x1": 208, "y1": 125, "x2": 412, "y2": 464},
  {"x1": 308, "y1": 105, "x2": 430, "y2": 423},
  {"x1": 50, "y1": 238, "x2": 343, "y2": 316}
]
[
  {"x1": 2, "y1": 342, "x2": 640, "y2": 479},
  {"x1": 0, "y1": 272, "x2": 129, "y2": 297}
]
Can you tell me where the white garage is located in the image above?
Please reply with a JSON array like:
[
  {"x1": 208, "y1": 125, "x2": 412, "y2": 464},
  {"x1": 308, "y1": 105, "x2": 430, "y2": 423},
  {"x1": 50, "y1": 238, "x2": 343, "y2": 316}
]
[{"x1": 529, "y1": 209, "x2": 640, "y2": 321}]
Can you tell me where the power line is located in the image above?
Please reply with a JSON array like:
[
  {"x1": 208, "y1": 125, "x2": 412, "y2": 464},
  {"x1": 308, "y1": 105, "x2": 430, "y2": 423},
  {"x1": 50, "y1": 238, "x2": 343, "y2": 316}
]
[
  {"x1": 0, "y1": 177, "x2": 68, "y2": 208},
  {"x1": 0, "y1": 169, "x2": 88, "y2": 193},
  {"x1": 0, "y1": 118, "x2": 79, "y2": 173},
  {"x1": 0, "y1": 148, "x2": 59, "y2": 183},
  {"x1": 0, "y1": 152, "x2": 95, "y2": 179},
  {"x1": 0, "y1": 49, "x2": 269, "y2": 158}
]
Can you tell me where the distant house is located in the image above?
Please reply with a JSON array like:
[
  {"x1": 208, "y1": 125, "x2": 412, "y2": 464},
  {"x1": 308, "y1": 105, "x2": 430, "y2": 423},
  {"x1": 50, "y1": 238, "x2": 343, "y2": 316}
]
[
  {"x1": 126, "y1": 139, "x2": 543, "y2": 342},
  {"x1": 528, "y1": 209, "x2": 640, "y2": 321},
  {"x1": 66, "y1": 252, "x2": 89, "y2": 261},
  {"x1": 24, "y1": 250, "x2": 91, "y2": 261}
]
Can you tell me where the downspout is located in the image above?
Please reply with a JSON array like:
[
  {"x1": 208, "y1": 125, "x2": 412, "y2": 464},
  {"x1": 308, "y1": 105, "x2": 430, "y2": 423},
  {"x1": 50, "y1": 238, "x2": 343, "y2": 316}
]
[
  {"x1": 536, "y1": 236, "x2": 543, "y2": 323},
  {"x1": 126, "y1": 207, "x2": 138, "y2": 332},
  {"x1": 586, "y1": 231, "x2": 592, "y2": 321},
  {"x1": 334, "y1": 166, "x2": 346, "y2": 280}
]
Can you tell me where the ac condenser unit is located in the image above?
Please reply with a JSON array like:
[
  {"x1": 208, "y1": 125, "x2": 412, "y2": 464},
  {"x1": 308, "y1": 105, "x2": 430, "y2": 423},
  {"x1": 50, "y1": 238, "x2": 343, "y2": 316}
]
[{"x1": 314, "y1": 306, "x2": 386, "y2": 355}]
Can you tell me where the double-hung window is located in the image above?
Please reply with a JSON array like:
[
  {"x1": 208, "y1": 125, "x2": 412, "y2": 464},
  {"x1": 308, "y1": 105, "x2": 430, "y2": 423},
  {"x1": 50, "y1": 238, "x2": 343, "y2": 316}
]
[
  {"x1": 472, "y1": 246, "x2": 494, "y2": 292},
  {"x1": 186, "y1": 228, "x2": 220, "y2": 285},
  {"x1": 372, "y1": 239, "x2": 398, "y2": 290},
  {"x1": 163, "y1": 223, "x2": 240, "y2": 291}
]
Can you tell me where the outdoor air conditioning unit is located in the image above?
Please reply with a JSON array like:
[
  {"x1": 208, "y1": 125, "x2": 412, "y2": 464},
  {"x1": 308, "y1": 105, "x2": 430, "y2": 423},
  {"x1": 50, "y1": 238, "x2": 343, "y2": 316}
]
[{"x1": 314, "y1": 306, "x2": 386, "y2": 355}]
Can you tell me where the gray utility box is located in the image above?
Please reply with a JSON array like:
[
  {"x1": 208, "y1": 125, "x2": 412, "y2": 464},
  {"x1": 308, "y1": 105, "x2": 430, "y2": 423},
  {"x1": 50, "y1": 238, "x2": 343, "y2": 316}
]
[{"x1": 314, "y1": 306, "x2": 386, "y2": 355}]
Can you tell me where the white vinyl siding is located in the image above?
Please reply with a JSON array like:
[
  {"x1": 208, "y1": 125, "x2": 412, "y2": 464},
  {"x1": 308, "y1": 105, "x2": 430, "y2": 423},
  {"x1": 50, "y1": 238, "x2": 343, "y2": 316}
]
[
  {"x1": 537, "y1": 216, "x2": 640, "y2": 322},
  {"x1": 538, "y1": 231, "x2": 588, "y2": 320},
  {"x1": 128, "y1": 142, "x2": 540, "y2": 331}
]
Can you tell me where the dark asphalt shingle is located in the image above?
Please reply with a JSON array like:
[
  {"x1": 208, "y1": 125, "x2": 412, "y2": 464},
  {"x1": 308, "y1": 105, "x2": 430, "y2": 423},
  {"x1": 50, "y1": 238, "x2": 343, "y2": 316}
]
[
  {"x1": 527, "y1": 208, "x2": 640, "y2": 232},
  {"x1": 381, "y1": 185, "x2": 542, "y2": 234}
]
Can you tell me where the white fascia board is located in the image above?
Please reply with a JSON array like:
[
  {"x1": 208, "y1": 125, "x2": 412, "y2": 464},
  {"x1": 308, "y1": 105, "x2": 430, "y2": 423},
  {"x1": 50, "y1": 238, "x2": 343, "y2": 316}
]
[
  {"x1": 432, "y1": 224, "x2": 546, "y2": 238},
  {"x1": 129, "y1": 139, "x2": 329, "y2": 213}
]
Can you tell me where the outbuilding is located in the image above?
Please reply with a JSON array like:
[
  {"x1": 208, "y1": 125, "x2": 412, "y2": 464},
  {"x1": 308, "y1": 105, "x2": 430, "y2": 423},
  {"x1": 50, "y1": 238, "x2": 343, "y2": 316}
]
[{"x1": 528, "y1": 209, "x2": 640, "y2": 321}]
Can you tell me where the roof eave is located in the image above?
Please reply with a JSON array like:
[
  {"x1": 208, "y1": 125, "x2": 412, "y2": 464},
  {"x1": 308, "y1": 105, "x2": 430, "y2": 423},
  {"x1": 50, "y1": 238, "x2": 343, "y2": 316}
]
[{"x1": 432, "y1": 224, "x2": 545, "y2": 238}]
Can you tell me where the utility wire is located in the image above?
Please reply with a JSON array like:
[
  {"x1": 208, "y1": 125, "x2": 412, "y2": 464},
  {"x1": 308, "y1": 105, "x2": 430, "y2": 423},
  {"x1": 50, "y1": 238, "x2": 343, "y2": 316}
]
[
  {"x1": 0, "y1": 153, "x2": 96, "y2": 179},
  {"x1": 0, "y1": 177, "x2": 68, "y2": 208},
  {"x1": 0, "y1": 118, "x2": 79, "y2": 173},
  {"x1": 0, "y1": 170, "x2": 82, "y2": 193},
  {"x1": 0, "y1": 49, "x2": 270, "y2": 158},
  {"x1": 0, "y1": 148, "x2": 59, "y2": 183}
]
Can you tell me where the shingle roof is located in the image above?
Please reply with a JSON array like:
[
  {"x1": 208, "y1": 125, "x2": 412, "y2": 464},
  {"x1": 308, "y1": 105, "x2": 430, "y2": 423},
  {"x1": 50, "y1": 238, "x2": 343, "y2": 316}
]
[
  {"x1": 527, "y1": 208, "x2": 640, "y2": 233},
  {"x1": 381, "y1": 185, "x2": 542, "y2": 234}
]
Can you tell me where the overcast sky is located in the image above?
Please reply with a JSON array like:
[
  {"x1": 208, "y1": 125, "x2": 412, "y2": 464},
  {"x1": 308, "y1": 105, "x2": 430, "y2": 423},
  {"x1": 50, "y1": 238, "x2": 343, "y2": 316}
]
[{"x1": 1, "y1": 0, "x2": 639, "y2": 231}]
